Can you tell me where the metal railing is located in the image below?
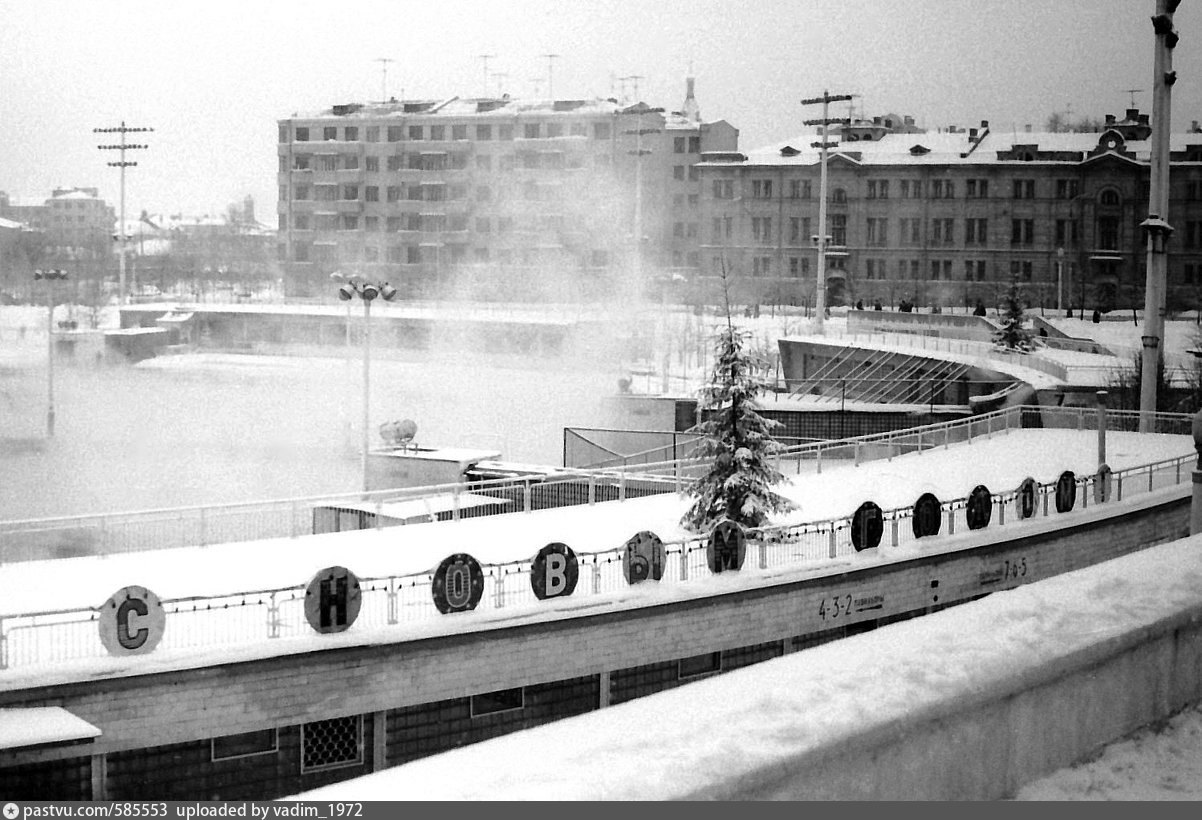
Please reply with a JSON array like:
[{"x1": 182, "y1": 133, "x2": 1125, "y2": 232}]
[
  {"x1": 2, "y1": 406, "x2": 1192, "y2": 564},
  {"x1": 1, "y1": 412, "x2": 1193, "y2": 671}
]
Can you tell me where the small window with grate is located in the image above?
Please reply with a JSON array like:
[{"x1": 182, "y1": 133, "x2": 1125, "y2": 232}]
[
  {"x1": 211, "y1": 728, "x2": 278, "y2": 762},
  {"x1": 678, "y1": 651, "x2": 722, "y2": 679},
  {"x1": 301, "y1": 716, "x2": 363, "y2": 773},
  {"x1": 470, "y1": 687, "x2": 525, "y2": 717}
]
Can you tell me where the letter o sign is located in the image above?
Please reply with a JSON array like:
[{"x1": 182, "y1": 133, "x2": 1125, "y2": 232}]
[
  {"x1": 304, "y1": 566, "x2": 362, "y2": 634},
  {"x1": 530, "y1": 542, "x2": 579, "y2": 600},
  {"x1": 432, "y1": 553, "x2": 485, "y2": 614},
  {"x1": 99, "y1": 586, "x2": 165, "y2": 656}
]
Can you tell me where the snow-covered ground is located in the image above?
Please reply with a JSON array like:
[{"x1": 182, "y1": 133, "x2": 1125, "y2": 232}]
[{"x1": 288, "y1": 534, "x2": 1202, "y2": 801}]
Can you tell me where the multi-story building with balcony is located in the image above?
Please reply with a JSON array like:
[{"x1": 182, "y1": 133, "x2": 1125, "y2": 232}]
[
  {"x1": 276, "y1": 79, "x2": 738, "y2": 298},
  {"x1": 698, "y1": 109, "x2": 1202, "y2": 314}
]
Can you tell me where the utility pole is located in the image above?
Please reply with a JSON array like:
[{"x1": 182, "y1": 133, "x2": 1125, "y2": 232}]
[
  {"x1": 540, "y1": 54, "x2": 560, "y2": 99},
  {"x1": 375, "y1": 58, "x2": 395, "y2": 102},
  {"x1": 95, "y1": 121, "x2": 152, "y2": 306},
  {"x1": 1139, "y1": 0, "x2": 1180, "y2": 431},
  {"x1": 622, "y1": 104, "x2": 663, "y2": 289},
  {"x1": 478, "y1": 54, "x2": 496, "y2": 97},
  {"x1": 802, "y1": 91, "x2": 853, "y2": 334}
]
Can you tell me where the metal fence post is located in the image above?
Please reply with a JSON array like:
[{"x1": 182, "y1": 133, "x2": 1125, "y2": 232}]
[
  {"x1": 828, "y1": 527, "x2": 837, "y2": 559},
  {"x1": 592, "y1": 561, "x2": 602, "y2": 594},
  {"x1": 759, "y1": 540, "x2": 768, "y2": 570},
  {"x1": 524, "y1": 479, "x2": 533, "y2": 512},
  {"x1": 290, "y1": 501, "x2": 299, "y2": 539},
  {"x1": 619, "y1": 473, "x2": 627, "y2": 502},
  {"x1": 588, "y1": 475, "x2": 596, "y2": 506},
  {"x1": 680, "y1": 547, "x2": 689, "y2": 581},
  {"x1": 199, "y1": 507, "x2": 207, "y2": 547},
  {"x1": 816, "y1": 444, "x2": 822, "y2": 474},
  {"x1": 891, "y1": 518, "x2": 899, "y2": 547}
]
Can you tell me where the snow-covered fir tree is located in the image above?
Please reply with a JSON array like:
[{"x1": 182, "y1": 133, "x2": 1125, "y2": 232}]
[
  {"x1": 680, "y1": 279, "x2": 793, "y2": 533},
  {"x1": 994, "y1": 277, "x2": 1034, "y2": 352}
]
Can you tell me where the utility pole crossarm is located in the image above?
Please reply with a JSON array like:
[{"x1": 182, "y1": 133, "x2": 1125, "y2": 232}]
[{"x1": 94, "y1": 121, "x2": 153, "y2": 307}]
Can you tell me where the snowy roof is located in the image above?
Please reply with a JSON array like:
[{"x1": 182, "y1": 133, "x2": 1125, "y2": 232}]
[
  {"x1": 0, "y1": 707, "x2": 101, "y2": 750},
  {"x1": 729, "y1": 128, "x2": 1202, "y2": 168}
]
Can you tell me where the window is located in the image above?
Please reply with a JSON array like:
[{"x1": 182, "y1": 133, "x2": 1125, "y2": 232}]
[
  {"x1": 387, "y1": 126, "x2": 403, "y2": 142},
  {"x1": 364, "y1": 216, "x2": 379, "y2": 231},
  {"x1": 931, "y1": 179, "x2": 954, "y2": 199},
  {"x1": 278, "y1": 155, "x2": 288, "y2": 173},
  {"x1": 673, "y1": 165, "x2": 685, "y2": 181},
  {"x1": 364, "y1": 245, "x2": 379, "y2": 262},
  {"x1": 365, "y1": 186, "x2": 378, "y2": 202},
  {"x1": 409, "y1": 125, "x2": 423, "y2": 140},
  {"x1": 673, "y1": 221, "x2": 685, "y2": 238},
  {"x1": 452, "y1": 124, "x2": 467, "y2": 140},
  {"x1": 590, "y1": 249, "x2": 609, "y2": 266},
  {"x1": 712, "y1": 179, "x2": 734, "y2": 200},
  {"x1": 476, "y1": 185, "x2": 492, "y2": 202},
  {"x1": 1097, "y1": 217, "x2": 1120, "y2": 250},
  {"x1": 316, "y1": 185, "x2": 337, "y2": 201},
  {"x1": 929, "y1": 259, "x2": 952, "y2": 280},
  {"x1": 965, "y1": 218, "x2": 988, "y2": 245},
  {"x1": 594, "y1": 122, "x2": 611, "y2": 140},
  {"x1": 1099, "y1": 189, "x2": 1121, "y2": 207},
  {"x1": 900, "y1": 180, "x2": 921, "y2": 198},
  {"x1": 688, "y1": 193, "x2": 699, "y2": 208},
  {"x1": 897, "y1": 218, "x2": 921, "y2": 246},
  {"x1": 1186, "y1": 221, "x2": 1202, "y2": 248},
  {"x1": 752, "y1": 179, "x2": 773, "y2": 199},
  {"x1": 546, "y1": 122, "x2": 563, "y2": 138},
  {"x1": 867, "y1": 180, "x2": 889, "y2": 199},
  {"x1": 301, "y1": 716, "x2": 363, "y2": 773},
  {"x1": 386, "y1": 216, "x2": 401, "y2": 233},
  {"x1": 293, "y1": 242, "x2": 310, "y2": 262},
  {"x1": 687, "y1": 222, "x2": 697, "y2": 238},
  {"x1": 1011, "y1": 218, "x2": 1035, "y2": 246},
  {"x1": 524, "y1": 123, "x2": 541, "y2": 139},
  {"x1": 830, "y1": 214, "x2": 847, "y2": 245},
  {"x1": 322, "y1": 126, "x2": 337, "y2": 141},
  {"x1": 688, "y1": 166, "x2": 699, "y2": 182},
  {"x1": 295, "y1": 127, "x2": 309, "y2": 142},
  {"x1": 429, "y1": 125, "x2": 445, "y2": 141},
  {"x1": 497, "y1": 216, "x2": 513, "y2": 233},
  {"x1": 789, "y1": 256, "x2": 809, "y2": 277},
  {"x1": 344, "y1": 127, "x2": 359, "y2": 141},
  {"x1": 789, "y1": 217, "x2": 811, "y2": 245},
  {"x1": 1055, "y1": 179, "x2": 1080, "y2": 199},
  {"x1": 866, "y1": 217, "x2": 888, "y2": 246},
  {"x1": 340, "y1": 214, "x2": 358, "y2": 230},
  {"x1": 832, "y1": 188, "x2": 847, "y2": 204},
  {"x1": 688, "y1": 136, "x2": 701, "y2": 153},
  {"x1": 1055, "y1": 219, "x2": 1080, "y2": 247},
  {"x1": 212, "y1": 729, "x2": 278, "y2": 762},
  {"x1": 386, "y1": 186, "x2": 401, "y2": 202},
  {"x1": 475, "y1": 154, "x2": 492, "y2": 171},
  {"x1": 711, "y1": 216, "x2": 733, "y2": 241},
  {"x1": 789, "y1": 179, "x2": 811, "y2": 199},
  {"x1": 499, "y1": 124, "x2": 514, "y2": 141},
  {"x1": 319, "y1": 155, "x2": 338, "y2": 172},
  {"x1": 931, "y1": 218, "x2": 955, "y2": 245},
  {"x1": 752, "y1": 256, "x2": 772, "y2": 276},
  {"x1": 1010, "y1": 260, "x2": 1034, "y2": 281},
  {"x1": 293, "y1": 184, "x2": 310, "y2": 200},
  {"x1": 471, "y1": 687, "x2": 524, "y2": 716},
  {"x1": 365, "y1": 126, "x2": 379, "y2": 142},
  {"x1": 966, "y1": 179, "x2": 989, "y2": 198},
  {"x1": 1187, "y1": 181, "x2": 1202, "y2": 201},
  {"x1": 365, "y1": 156, "x2": 379, "y2": 172},
  {"x1": 476, "y1": 217, "x2": 490, "y2": 233},
  {"x1": 751, "y1": 216, "x2": 773, "y2": 243},
  {"x1": 341, "y1": 184, "x2": 358, "y2": 200},
  {"x1": 865, "y1": 259, "x2": 887, "y2": 280},
  {"x1": 278, "y1": 126, "x2": 289, "y2": 143},
  {"x1": 679, "y1": 651, "x2": 722, "y2": 679},
  {"x1": 965, "y1": 260, "x2": 988, "y2": 281},
  {"x1": 386, "y1": 155, "x2": 402, "y2": 172},
  {"x1": 1012, "y1": 179, "x2": 1036, "y2": 199},
  {"x1": 407, "y1": 246, "x2": 422, "y2": 264},
  {"x1": 674, "y1": 137, "x2": 686, "y2": 153},
  {"x1": 293, "y1": 214, "x2": 309, "y2": 230}
]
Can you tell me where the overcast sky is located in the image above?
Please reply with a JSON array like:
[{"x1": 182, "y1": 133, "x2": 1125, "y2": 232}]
[{"x1": 2, "y1": 0, "x2": 1198, "y2": 219}]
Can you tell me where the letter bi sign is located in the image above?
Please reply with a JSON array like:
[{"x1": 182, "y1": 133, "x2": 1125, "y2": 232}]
[
  {"x1": 304, "y1": 566, "x2": 362, "y2": 634},
  {"x1": 530, "y1": 542, "x2": 579, "y2": 600},
  {"x1": 99, "y1": 586, "x2": 166, "y2": 656},
  {"x1": 623, "y1": 531, "x2": 665, "y2": 585}
]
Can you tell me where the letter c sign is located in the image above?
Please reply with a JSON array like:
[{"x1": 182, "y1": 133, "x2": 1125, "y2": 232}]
[{"x1": 99, "y1": 586, "x2": 166, "y2": 656}]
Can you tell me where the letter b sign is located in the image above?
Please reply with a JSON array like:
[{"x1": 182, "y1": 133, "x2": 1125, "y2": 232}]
[{"x1": 530, "y1": 542, "x2": 579, "y2": 600}]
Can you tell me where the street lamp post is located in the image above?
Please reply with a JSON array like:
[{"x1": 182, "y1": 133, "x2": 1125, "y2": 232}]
[
  {"x1": 1056, "y1": 247, "x2": 1065, "y2": 313},
  {"x1": 35, "y1": 269, "x2": 68, "y2": 437},
  {"x1": 332, "y1": 272, "x2": 398, "y2": 494}
]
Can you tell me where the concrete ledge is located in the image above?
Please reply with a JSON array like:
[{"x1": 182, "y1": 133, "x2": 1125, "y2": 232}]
[{"x1": 292, "y1": 534, "x2": 1202, "y2": 801}]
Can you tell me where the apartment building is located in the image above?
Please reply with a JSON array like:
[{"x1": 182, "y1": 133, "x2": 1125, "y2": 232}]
[
  {"x1": 699, "y1": 109, "x2": 1202, "y2": 313},
  {"x1": 0, "y1": 187, "x2": 115, "y2": 262},
  {"x1": 276, "y1": 79, "x2": 738, "y2": 298}
]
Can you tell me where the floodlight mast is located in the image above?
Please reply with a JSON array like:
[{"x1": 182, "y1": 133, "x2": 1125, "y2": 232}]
[
  {"x1": 802, "y1": 92, "x2": 854, "y2": 333},
  {"x1": 94, "y1": 121, "x2": 153, "y2": 306}
]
